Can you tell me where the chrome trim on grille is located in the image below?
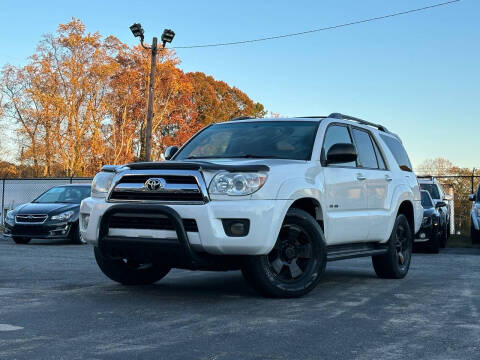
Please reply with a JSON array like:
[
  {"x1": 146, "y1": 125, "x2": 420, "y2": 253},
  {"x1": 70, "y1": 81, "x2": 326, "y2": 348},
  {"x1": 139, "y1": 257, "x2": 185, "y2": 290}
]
[
  {"x1": 15, "y1": 214, "x2": 48, "y2": 224},
  {"x1": 107, "y1": 169, "x2": 210, "y2": 204}
]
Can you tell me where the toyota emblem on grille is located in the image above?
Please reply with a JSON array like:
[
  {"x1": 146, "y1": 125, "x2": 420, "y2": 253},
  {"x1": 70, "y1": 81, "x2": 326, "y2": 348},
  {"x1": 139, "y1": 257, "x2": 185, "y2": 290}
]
[{"x1": 144, "y1": 177, "x2": 166, "y2": 191}]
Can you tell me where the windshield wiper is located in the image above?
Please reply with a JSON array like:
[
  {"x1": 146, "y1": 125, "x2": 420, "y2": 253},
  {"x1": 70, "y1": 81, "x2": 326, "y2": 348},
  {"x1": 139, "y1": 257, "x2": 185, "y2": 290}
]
[
  {"x1": 223, "y1": 154, "x2": 282, "y2": 159},
  {"x1": 188, "y1": 154, "x2": 281, "y2": 159}
]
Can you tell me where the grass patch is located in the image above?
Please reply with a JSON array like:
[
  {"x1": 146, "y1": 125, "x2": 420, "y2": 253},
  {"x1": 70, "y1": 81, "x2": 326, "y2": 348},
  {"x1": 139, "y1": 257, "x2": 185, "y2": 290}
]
[{"x1": 447, "y1": 234, "x2": 480, "y2": 248}]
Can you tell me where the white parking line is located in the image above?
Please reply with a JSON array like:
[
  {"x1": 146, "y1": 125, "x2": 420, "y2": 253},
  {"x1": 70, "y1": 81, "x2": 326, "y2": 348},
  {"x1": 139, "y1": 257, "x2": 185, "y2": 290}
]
[{"x1": 0, "y1": 324, "x2": 24, "y2": 331}]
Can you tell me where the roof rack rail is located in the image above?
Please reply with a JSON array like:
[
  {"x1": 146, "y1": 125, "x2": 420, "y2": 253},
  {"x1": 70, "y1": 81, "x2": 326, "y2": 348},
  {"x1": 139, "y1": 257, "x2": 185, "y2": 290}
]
[
  {"x1": 230, "y1": 116, "x2": 256, "y2": 121},
  {"x1": 328, "y1": 113, "x2": 388, "y2": 132}
]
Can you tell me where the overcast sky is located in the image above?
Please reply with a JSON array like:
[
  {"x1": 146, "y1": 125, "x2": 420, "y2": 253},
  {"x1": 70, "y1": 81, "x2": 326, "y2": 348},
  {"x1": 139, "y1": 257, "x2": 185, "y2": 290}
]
[{"x1": 0, "y1": 0, "x2": 478, "y2": 169}]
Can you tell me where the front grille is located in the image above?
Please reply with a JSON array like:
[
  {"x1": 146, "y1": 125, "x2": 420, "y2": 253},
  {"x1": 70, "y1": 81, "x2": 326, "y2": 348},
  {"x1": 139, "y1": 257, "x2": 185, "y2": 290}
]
[
  {"x1": 108, "y1": 171, "x2": 207, "y2": 204},
  {"x1": 15, "y1": 214, "x2": 48, "y2": 223},
  {"x1": 109, "y1": 191, "x2": 204, "y2": 202},
  {"x1": 108, "y1": 214, "x2": 198, "y2": 232},
  {"x1": 118, "y1": 175, "x2": 198, "y2": 185}
]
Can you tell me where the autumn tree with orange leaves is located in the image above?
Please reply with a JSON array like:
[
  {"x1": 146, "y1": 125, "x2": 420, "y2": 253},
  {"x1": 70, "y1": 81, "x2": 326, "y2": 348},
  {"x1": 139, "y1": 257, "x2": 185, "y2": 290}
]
[{"x1": 0, "y1": 19, "x2": 266, "y2": 177}]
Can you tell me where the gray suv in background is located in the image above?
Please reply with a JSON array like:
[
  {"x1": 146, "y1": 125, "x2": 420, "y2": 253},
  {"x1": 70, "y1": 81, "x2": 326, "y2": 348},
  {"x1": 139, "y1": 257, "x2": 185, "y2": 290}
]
[{"x1": 469, "y1": 184, "x2": 480, "y2": 244}]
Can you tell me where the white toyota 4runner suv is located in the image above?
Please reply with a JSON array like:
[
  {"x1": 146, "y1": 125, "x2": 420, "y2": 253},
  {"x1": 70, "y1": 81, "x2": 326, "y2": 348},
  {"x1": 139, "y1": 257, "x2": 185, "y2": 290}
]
[{"x1": 81, "y1": 113, "x2": 422, "y2": 297}]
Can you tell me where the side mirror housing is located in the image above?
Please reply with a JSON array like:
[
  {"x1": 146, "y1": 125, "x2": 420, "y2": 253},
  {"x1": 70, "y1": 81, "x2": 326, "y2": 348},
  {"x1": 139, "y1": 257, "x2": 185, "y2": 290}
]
[
  {"x1": 469, "y1": 194, "x2": 475, "y2": 201},
  {"x1": 164, "y1": 146, "x2": 179, "y2": 160},
  {"x1": 326, "y1": 143, "x2": 357, "y2": 165},
  {"x1": 435, "y1": 201, "x2": 447, "y2": 208}
]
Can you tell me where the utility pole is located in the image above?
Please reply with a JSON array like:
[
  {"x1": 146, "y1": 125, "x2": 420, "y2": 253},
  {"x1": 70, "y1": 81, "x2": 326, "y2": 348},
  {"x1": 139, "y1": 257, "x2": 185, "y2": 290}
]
[
  {"x1": 472, "y1": 168, "x2": 476, "y2": 194},
  {"x1": 144, "y1": 37, "x2": 157, "y2": 162},
  {"x1": 130, "y1": 24, "x2": 175, "y2": 162}
]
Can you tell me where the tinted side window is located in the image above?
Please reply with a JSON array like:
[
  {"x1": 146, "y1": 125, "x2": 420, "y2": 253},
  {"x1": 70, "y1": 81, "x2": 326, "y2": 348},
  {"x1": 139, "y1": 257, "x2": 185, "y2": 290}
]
[
  {"x1": 352, "y1": 129, "x2": 378, "y2": 169},
  {"x1": 380, "y1": 134, "x2": 412, "y2": 172},
  {"x1": 323, "y1": 125, "x2": 355, "y2": 167},
  {"x1": 476, "y1": 186, "x2": 480, "y2": 202}
]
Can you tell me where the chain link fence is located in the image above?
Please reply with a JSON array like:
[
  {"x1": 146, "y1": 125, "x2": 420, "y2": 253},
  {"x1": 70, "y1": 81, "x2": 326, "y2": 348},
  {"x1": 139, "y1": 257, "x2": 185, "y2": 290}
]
[
  {"x1": 1, "y1": 174, "x2": 478, "y2": 235},
  {"x1": 1, "y1": 178, "x2": 92, "y2": 225}
]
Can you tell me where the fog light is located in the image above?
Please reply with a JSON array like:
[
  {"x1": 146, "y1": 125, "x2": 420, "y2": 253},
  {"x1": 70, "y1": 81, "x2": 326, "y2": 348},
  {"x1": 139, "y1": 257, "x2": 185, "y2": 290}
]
[
  {"x1": 420, "y1": 233, "x2": 426, "y2": 239},
  {"x1": 222, "y1": 219, "x2": 250, "y2": 237}
]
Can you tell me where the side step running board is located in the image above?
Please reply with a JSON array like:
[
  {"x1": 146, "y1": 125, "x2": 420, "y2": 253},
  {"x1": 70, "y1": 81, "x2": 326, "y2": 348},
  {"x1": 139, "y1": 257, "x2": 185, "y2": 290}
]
[{"x1": 327, "y1": 242, "x2": 389, "y2": 262}]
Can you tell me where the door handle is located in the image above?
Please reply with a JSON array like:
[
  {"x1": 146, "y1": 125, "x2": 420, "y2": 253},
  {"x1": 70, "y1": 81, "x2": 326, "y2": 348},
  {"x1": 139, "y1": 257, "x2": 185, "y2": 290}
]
[
  {"x1": 385, "y1": 175, "x2": 393, "y2": 182},
  {"x1": 357, "y1": 174, "x2": 366, "y2": 181}
]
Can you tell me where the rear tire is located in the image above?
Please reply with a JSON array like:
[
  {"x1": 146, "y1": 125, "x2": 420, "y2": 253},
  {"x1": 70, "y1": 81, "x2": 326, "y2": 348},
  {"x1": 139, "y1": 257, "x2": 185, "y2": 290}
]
[
  {"x1": 372, "y1": 214, "x2": 412, "y2": 279},
  {"x1": 439, "y1": 224, "x2": 448, "y2": 248},
  {"x1": 242, "y1": 208, "x2": 327, "y2": 298},
  {"x1": 12, "y1": 237, "x2": 31, "y2": 244},
  {"x1": 94, "y1": 247, "x2": 171, "y2": 285},
  {"x1": 471, "y1": 222, "x2": 480, "y2": 244}
]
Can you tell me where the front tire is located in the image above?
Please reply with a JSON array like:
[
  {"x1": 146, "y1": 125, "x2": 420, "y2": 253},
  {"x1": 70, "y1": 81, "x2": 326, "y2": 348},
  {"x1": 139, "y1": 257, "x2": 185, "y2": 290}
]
[
  {"x1": 69, "y1": 222, "x2": 85, "y2": 245},
  {"x1": 94, "y1": 247, "x2": 171, "y2": 285},
  {"x1": 372, "y1": 214, "x2": 412, "y2": 279},
  {"x1": 12, "y1": 237, "x2": 31, "y2": 244},
  {"x1": 242, "y1": 208, "x2": 327, "y2": 298}
]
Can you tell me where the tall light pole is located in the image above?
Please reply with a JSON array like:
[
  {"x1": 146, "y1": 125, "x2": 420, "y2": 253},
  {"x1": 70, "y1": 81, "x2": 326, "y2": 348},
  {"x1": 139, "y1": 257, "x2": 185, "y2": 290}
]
[{"x1": 130, "y1": 23, "x2": 175, "y2": 162}]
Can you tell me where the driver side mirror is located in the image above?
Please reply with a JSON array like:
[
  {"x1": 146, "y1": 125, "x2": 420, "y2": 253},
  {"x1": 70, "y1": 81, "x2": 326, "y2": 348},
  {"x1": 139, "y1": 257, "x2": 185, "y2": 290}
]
[
  {"x1": 326, "y1": 143, "x2": 357, "y2": 165},
  {"x1": 164, "y1": 146, "x2": 179, "y2": 160},
  {"x1": 435, "y1": 201, "x2": 447, "y2": 208},
  {"x1": 469, "y1": 194, "x2": 475, "y2": 201}
]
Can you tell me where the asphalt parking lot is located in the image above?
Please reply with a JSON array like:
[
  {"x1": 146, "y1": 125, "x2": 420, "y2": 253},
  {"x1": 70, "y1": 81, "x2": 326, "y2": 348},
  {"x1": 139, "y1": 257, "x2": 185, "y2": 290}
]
[{"x1": 1, "y1": 236, "x2": 479, "y2": 360}]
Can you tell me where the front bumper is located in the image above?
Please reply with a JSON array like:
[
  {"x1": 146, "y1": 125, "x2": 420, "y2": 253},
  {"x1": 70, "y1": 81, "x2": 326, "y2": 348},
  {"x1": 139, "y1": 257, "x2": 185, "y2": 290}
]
[
  {"x1": 414, "y1": 224, "x2": 437, "y2": 243},
  {"x1": 80, "y1": 197, "x2": 291, "y2": 255},
  {"x1": 3, "y1": 221, "x2": 73, "y2": 239}
]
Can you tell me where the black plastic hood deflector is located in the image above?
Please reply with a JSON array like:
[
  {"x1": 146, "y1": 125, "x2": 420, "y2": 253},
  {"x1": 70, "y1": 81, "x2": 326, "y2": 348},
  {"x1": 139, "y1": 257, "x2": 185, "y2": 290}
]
[{"x1": 126, "y1": 161, "x2": 269, "y2": 173}]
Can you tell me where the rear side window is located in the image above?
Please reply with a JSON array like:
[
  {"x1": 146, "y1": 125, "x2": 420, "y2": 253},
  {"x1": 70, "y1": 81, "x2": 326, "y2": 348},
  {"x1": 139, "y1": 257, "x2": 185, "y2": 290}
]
[
  {"x1": 380, "y1": 134, "x2": 412, "y2": 172},
  {"x1": 322, "y1": 125, "x2": 356, "y2": 167},
  {"x1": 352, "y1": 128, "x2": 378, "y2": 169}
]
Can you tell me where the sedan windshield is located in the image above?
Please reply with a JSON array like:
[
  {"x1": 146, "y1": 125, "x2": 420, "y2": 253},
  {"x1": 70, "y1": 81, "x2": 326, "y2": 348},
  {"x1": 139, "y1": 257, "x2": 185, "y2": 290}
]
[
  {"x1": 34, "y1": 186, "x2": 91, "y2": 204},
  {"x1": 174, "y1": 121, "x2": 320, "y2": 161}
]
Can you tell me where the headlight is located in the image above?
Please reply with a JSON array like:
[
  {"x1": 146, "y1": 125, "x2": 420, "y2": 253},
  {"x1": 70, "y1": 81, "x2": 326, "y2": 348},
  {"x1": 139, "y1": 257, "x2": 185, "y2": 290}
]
[
  {"x1": 5, "y1": 210, "x2": 14, "y2": 224},
  {"x1": 51, "y1": 211, "x2": 74, "y2": 221},
  {"x1": 91, "y1": 172, "x2": 115, "y2": 198},
  {"x1": 422, "y1": 216, "x2": 431, "y2": 226},
  {"x1": 209, "y1": 172, "x2": 267, "y2": 196}
]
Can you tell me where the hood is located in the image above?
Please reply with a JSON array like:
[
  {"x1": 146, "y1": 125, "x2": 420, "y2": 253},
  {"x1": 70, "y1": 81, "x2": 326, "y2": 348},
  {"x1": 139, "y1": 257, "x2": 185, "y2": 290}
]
[
  {"x1": 15, "y1": 202, "x2": 79, "y2": 215},
  {"x1": 423, "y1": 207, "x2": 436, "y2": 217},
  {"x1": 126, "y1": 158, "x2": 305, "y2": 172}
]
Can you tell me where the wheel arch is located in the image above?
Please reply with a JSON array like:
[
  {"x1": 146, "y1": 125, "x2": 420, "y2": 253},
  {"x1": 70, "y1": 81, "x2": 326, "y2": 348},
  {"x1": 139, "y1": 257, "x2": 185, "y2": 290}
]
[
  {"x1": 397, "y1": 200, "x2": 415, "y2": 235},
  {"x1": 288, "y1": 197, "x2": 324, "y2": 230}
]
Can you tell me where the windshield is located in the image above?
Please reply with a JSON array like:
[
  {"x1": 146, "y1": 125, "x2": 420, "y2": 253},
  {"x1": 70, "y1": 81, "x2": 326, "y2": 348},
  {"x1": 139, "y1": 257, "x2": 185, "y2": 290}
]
[
  {"x1": 421, "y1": 191, "x2": 434, "y2": 208},
  {"x1": 34, "y1": 186, "x2": 91, "y2": 204},
  {"x1": 174, "y1": 121, "x2": 320, "y2": 161},
  {"x1": 420, "y1": 183, "x2": 440, "y2": 200}
]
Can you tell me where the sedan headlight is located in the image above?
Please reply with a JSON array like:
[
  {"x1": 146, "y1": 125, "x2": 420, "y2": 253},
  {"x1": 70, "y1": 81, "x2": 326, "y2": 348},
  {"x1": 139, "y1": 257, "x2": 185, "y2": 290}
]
[
  {"x1": 5, "y1": 210, "x2": 14, "y2": 224},
  {"x1": 51, "y1": 211, "x2": 74, "y2": 221},
  {"x1": 422, "y1": 216, "x2": 432, "y2": 226},
  {"x1": 6, "y1": 210, "x2": 14, "y2": 220},
  {"x1": 209, "y1": 172, "x2": 267, "y2": 196},
  {"x1": 91, "y1": 172, "x2": 115, "y2": 198}
]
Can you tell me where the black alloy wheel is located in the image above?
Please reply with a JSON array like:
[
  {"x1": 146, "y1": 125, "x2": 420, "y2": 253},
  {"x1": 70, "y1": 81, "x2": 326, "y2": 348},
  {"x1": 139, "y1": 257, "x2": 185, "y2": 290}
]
[{"x1": 242, "y1": 208, "x2": 326, "y2": 298}]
